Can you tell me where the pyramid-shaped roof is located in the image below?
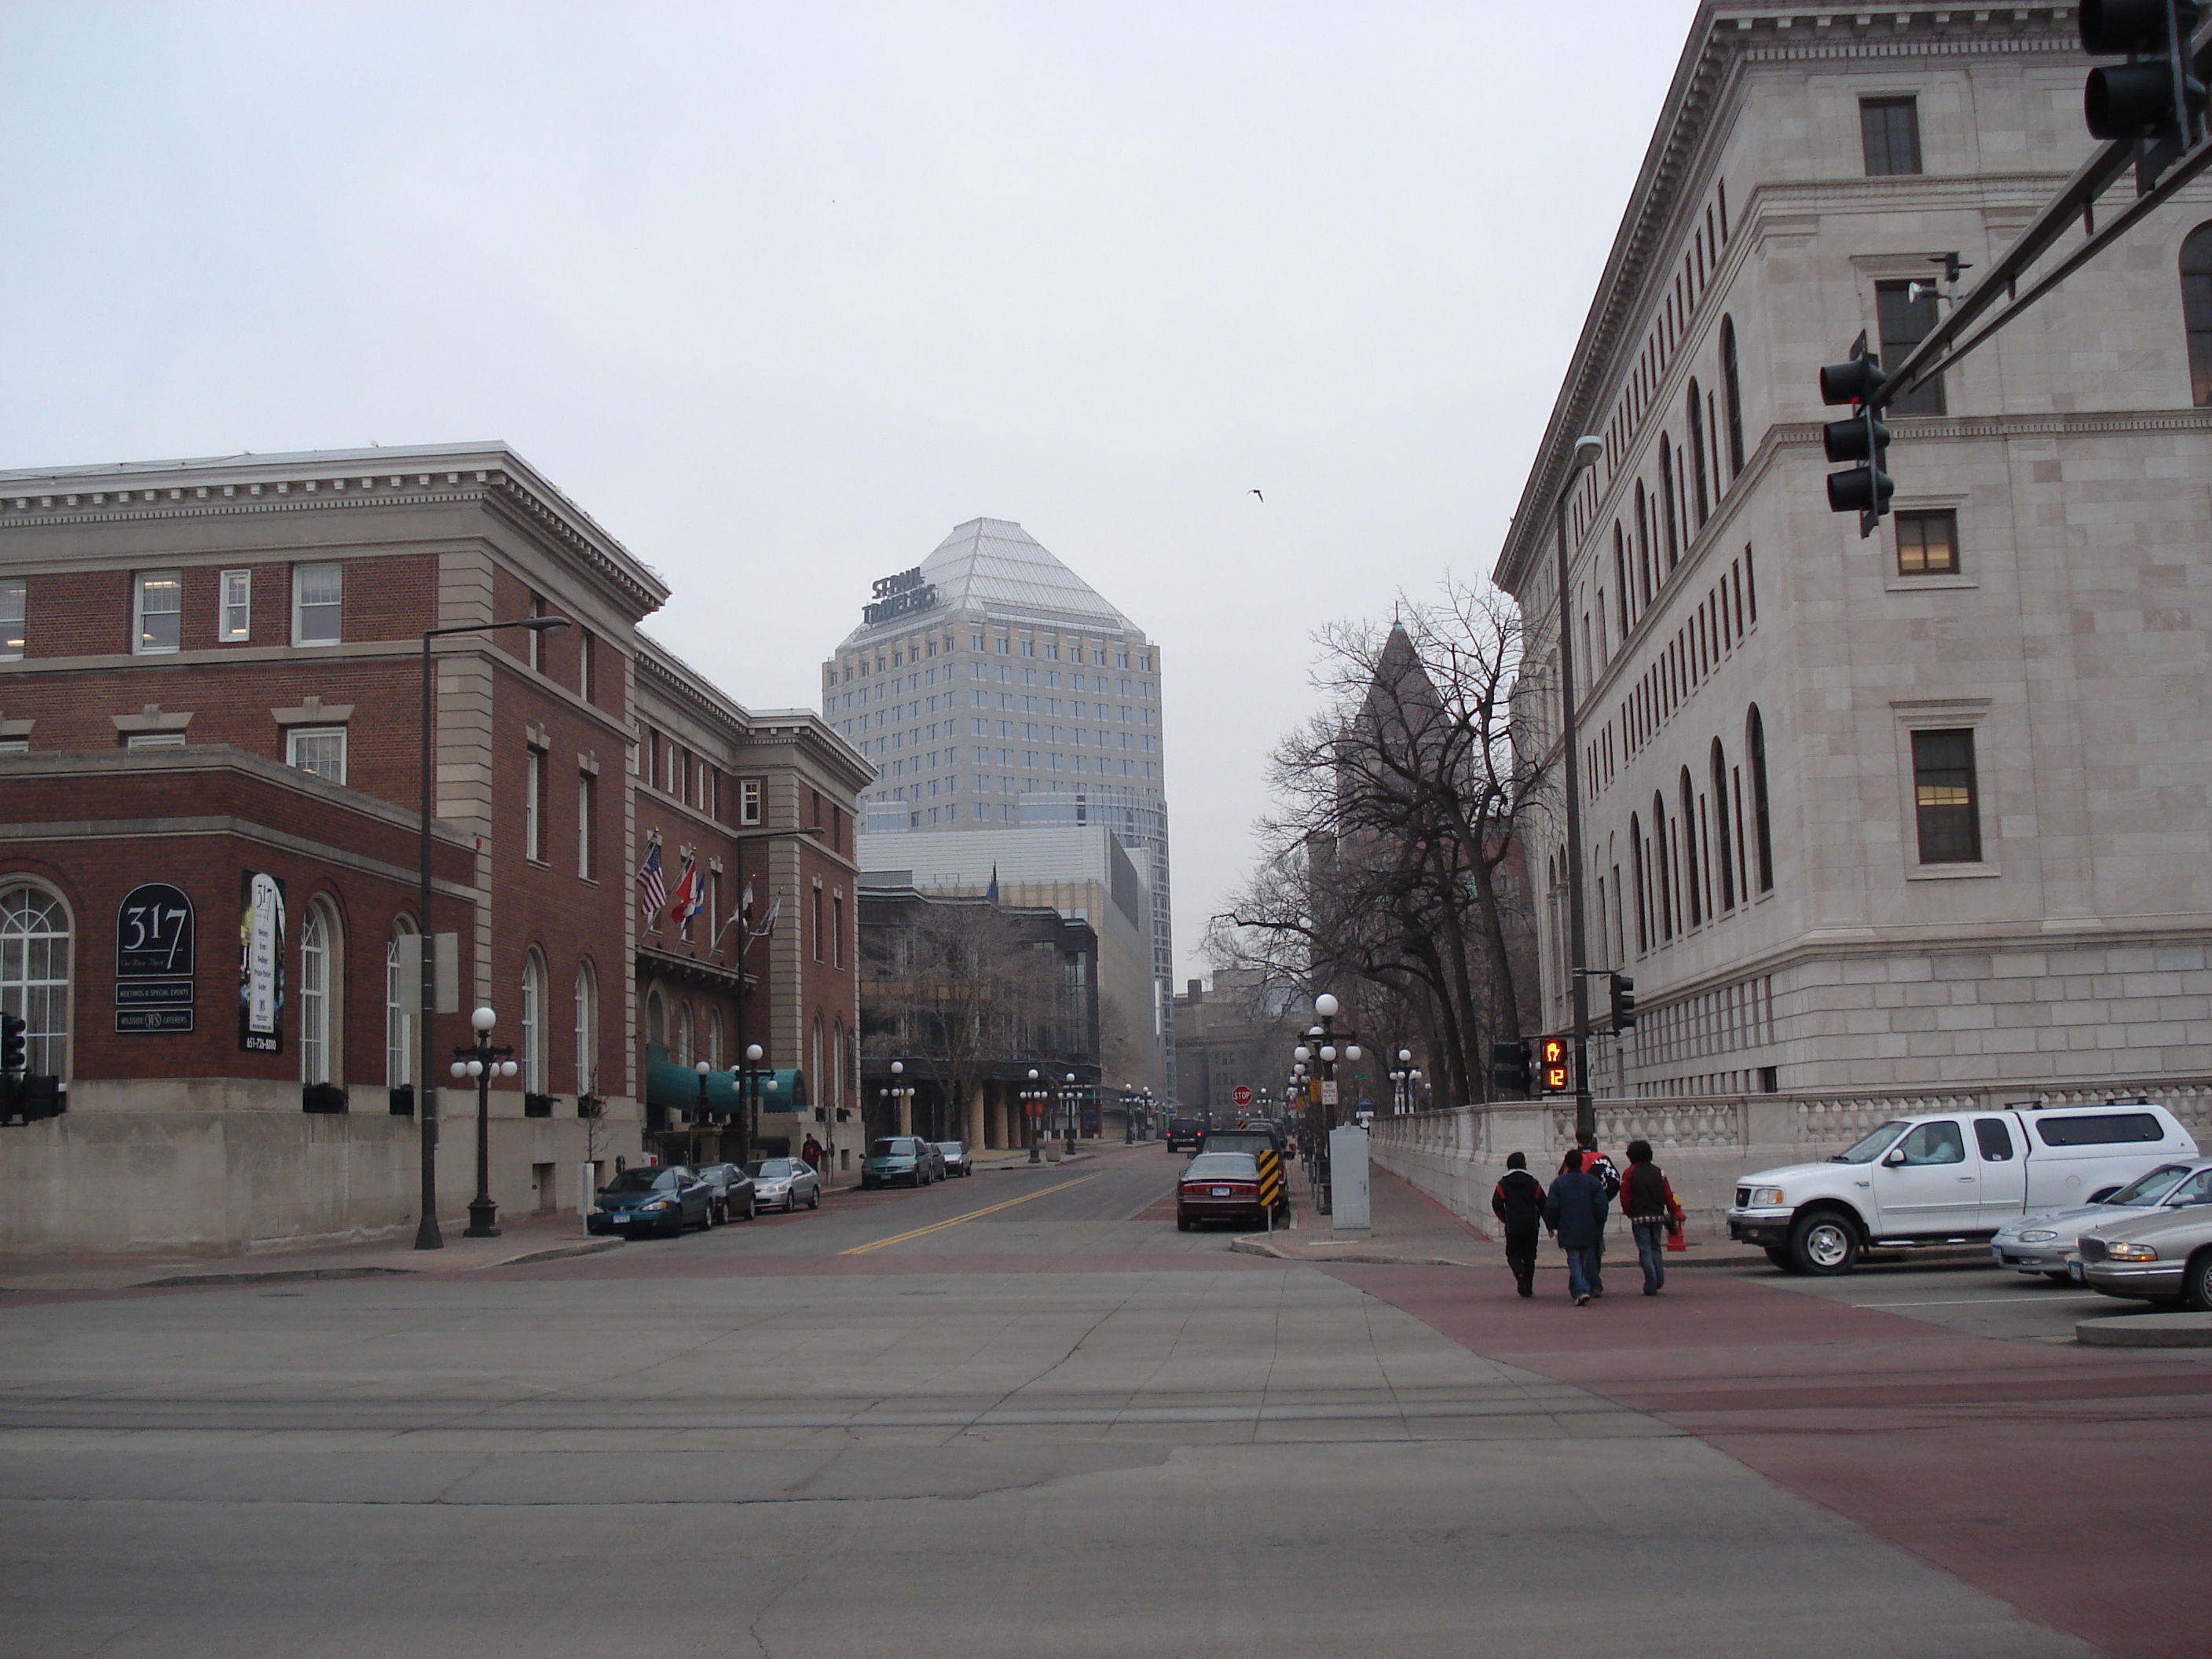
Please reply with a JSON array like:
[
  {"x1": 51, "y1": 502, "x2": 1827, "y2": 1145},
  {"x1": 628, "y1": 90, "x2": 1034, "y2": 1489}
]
[{"x1": 840, "y1": 518, "x2": 1139, "y2": 648}]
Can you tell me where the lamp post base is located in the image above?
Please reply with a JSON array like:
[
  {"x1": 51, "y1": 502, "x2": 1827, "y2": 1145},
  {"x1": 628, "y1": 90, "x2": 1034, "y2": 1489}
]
[
  {"x1": 463, "y1": 1197, "x2": 501, "y2": 1239},
  {"x1": 1027, "y1": 1141, "x2": 1042, "y2": 1165},
  {"x1": 412, "y1": 1214, "x2": 444, "y2": 1251}
]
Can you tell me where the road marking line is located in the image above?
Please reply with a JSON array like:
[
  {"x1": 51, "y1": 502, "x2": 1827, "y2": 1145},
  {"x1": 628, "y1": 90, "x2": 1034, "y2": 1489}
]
[
  {"x1": 1859, "y1": 1294, "x2": 2108, "y2": 1307},
  {"x1": 837, "y1": 1176, "x2": 1101, "y2": 1254}
]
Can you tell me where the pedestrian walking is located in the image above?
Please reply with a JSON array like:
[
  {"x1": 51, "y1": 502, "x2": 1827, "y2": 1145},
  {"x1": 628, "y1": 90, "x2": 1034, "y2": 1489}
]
[
  {"x1": 1489, "y1": 1152, "x2": 1547, "y2": 1298},
  {"x1": 1544, "y1": 1150, "x2": 1610, "y2": 1306},
  {"x1": 802, "y1": 1133, "x2": 824, "y2": 1172},
  {"x1": 1570, "y1": 1130, "x2": 1621, "y2": 1284},
  {"x1": 1621, "y1": 1139, "x2": 1686, "y2": 1295}
]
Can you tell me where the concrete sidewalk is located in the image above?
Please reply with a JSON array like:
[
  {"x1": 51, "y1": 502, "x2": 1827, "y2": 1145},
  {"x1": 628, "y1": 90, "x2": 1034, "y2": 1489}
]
[{"x1": 0, "y1": 1210, "x2": 622, "y2": 1296}]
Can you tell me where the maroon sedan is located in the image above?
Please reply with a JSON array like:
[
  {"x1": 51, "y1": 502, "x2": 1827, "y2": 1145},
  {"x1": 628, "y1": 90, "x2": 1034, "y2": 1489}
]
[{"x1": 1176, "y1": 1152, "x2": 1265, "y2": 1231}]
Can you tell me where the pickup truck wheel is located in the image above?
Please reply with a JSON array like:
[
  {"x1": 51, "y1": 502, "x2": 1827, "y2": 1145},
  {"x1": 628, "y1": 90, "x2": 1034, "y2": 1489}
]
[
  {"x1": 2182, "y1": 1250, "x2": 2212, "y2": 1313},
  {"x1": 1764, "y1": 1246, "x2": 1799, "y2": 1273},
  {"x1": 1789, "y1": 1211, "x2": 1860, "y2": 1276}
]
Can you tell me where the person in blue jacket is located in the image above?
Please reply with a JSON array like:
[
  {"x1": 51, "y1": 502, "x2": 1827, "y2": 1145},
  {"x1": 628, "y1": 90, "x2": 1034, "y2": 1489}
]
[{"x1": 1544, "y1": 1149, "x2": 1610, "y2": 1306}]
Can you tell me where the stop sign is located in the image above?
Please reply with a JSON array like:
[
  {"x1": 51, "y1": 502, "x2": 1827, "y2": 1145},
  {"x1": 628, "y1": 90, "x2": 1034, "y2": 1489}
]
[{"x1": 1232, "y1": 1085, "x2": 1252, "y2": 1108}]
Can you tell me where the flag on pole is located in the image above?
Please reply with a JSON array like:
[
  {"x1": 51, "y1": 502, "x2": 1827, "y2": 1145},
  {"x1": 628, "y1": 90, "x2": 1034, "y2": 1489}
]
[
  {"x1": 985, "y1": 862, "x2": 999, "y2": 906},
  {"x1": 668, "y1": 857, "x2": 701, "y2": 928},
  {"x1": 636, "y1": 840, "x2": 666, "y2": 918}
]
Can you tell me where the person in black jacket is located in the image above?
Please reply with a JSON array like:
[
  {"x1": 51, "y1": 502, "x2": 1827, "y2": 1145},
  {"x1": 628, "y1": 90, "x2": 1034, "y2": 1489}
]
[
  {"x1": 1544, "y1": 1151, "x2": 1610, "y2": 1306},
  {"x1": 1489, "y1": 1152, "x2": 1547, "y2": 1298}
]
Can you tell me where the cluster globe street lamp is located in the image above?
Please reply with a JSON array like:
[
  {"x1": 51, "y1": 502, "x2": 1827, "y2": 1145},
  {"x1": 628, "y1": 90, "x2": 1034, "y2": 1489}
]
[
  {"x1": 1021, "y1": 1068, "x2": 1049, "y2": 1164},
  {"x1": 878, "y1": 1058, "x2": 915, "y2": 1136},
  {"x1": 1062, "y1": 1071, "x2": 1079, "y2": 1152},
  {"x1": 1387, "y1": 1049, "x2": 1423, "y2": 1115},
  {"x1": 447, "y1": 1005, "x2": 517, "y2": 1238}
]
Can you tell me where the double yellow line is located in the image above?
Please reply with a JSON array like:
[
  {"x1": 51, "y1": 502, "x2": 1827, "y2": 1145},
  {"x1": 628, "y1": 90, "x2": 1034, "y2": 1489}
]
[{"x1": 837, "y1": 1174, "x2": 1100, "y2": 1255}]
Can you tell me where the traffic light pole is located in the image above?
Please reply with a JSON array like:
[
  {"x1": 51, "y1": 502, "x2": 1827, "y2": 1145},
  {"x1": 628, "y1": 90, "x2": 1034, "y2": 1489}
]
[{"x1": 1552, "y1": 437, "x2": 1605, "y2": 1145}]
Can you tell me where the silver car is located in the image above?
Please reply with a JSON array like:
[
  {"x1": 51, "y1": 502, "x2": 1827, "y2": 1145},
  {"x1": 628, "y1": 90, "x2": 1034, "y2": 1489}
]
[
  {"x1": 746, "y1": 1156, "x2": 822, "y2": 1214},
  {"x1": 1989, "y1": 1159, "x2": 2207, "y2": 1279},
  {"x1": 2075, "y1": 1163, "x2": 2212, "y2": 1308},
  {"x1": 934, "y1": 1141, "x2": 973, "y2": 1177}
]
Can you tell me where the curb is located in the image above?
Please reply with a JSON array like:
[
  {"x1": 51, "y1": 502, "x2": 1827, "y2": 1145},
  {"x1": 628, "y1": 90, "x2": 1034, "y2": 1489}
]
[
  {"x1": 2076, "y1": 1310, "x2": 2212, "y2": 1348},
  {"x1": 493, "y1": 1239, "x2": 624, "y2": 1268},
  {"x1": 1229, "y1": 1236, "x2": 1478, "y2": 1268},
  {"x1": 131, "y1": 1265, "x2": 420, "y2": 1289}
]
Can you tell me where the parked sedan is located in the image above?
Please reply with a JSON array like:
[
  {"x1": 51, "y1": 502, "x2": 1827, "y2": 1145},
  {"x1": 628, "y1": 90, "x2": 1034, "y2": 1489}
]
[
  {"x1": 2075, "y1": 1163, "x2": 2212, "y2": 1308},
  {"x1": 1990, "y1": 1159, "x2": 2206, "y2": 1278},
  {"x1": 860, "y1": 1137, "x2": 940, "y2": 1189},
  {"x1": 747, "y1": 1157, "x2": 821, "y2": 1213},
  {"x1": 1176, "y1": 1151, "x2": 1266, "y2": 1232},
  {"x1": 588, "y1": 1165, "x2": 712, "y2": 1237},
  {"x1": 692, "y1": 1161, "x2": 757, "y2": 1225},
  {"x1": 934, "y1": 1141, "x2": 974, "y2": 1177}
]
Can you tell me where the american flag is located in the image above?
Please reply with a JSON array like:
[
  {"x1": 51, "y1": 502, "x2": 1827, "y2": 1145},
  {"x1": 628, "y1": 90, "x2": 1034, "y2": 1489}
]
[{"x1": 635, "y1": 840, "x2": 665, "y2": 918}]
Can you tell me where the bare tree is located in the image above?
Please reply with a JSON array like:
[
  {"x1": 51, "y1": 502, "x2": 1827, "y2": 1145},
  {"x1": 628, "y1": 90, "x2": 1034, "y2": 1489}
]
[{"x1": 1209, "y1": 578, "x2": 1544, "y2": 1107}]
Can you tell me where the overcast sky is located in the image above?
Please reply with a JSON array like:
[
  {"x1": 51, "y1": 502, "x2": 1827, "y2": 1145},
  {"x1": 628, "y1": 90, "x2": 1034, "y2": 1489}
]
[{"x1": 0, "y1": 0, "x2": 1695, "y2": 979}]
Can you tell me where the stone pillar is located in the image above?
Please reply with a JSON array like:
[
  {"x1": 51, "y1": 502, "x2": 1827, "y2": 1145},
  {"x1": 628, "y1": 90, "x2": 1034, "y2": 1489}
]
[
  {"x1": 989, "y1": 1085, "x2": 1007, "y2": 1149},
  {"x1": 897, "y1": 1093, "x2": 912, "y2": 1136}
]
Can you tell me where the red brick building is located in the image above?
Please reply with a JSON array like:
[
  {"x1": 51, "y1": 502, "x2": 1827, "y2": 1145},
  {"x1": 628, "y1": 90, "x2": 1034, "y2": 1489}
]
[{"x1": 0, "y1": 444, "x2": 869, "y2": 1252}]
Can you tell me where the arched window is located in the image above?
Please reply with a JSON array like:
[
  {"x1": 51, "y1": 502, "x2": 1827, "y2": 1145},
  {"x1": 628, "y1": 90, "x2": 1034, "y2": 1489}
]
[
  {"x1": 0, "y1": 883, "x2": 71, "y2": 1079},
  {"x1": 299, "y1": 899, "x2": 339, "y2": 1086},
  {"x1": 1686, "y1": 383, "x2": 1710, "y2": 527},
  {"x1": 1658, "y1": 440, "x2": 1680, "y2": 568},
  {"x1": 1652, "y1": 791, "x2": 1675, "y2": 941},
  {"x1": 519, "y1": 950, "x2": 546, "y2": 1095},
  {"x1": 1720, "y1": 316, "x2": 1745, "y2": 476},
  {"x1": 833, "y1": 1019, "x2": 847, "y2": 1116},
  {"x1": 1748, "y1": 705, "x2": 1775, "y2": 893},
  {"x1": 1634, "y1": 484, "x2": 1654, "y2": 603},
  {"x1": 1679, "y1": 767, "x2": 1703, "y2": 928},
  {"x1": 573, "y1": 960, "x2": 598, "y2": 1097},
  {"x1": 646, "y1": 986, "x2": 666, "y2": 1053},
  {"x1": 1711, "y1": 739, "x2": 1737, "y2": 911},
  {"x1": 385, "y1": 915, "x2": 416, "y2": 1090},
  {"x1": 1613, "y1": 525, "x2": 1630, "y2": 636},
  {"x1": 2184, "y1": 222, "x2": 2212, "y2": 406},
  {"x1": 1628, "y1": 814, "x2": 1649, "y2": 954}
]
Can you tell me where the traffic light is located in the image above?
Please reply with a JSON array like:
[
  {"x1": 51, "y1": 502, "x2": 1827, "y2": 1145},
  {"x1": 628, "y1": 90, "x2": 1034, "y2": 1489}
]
[
  {"x1": 2081, "y1": 0, "x2": 2205, "y2": 163},
  {"x1": 1609, "y1": 974, "x2": 1638, "y2": 1031},
  {"x1": 1489, "y1": 1039, "x2": 1532, "y2": 1096},
  {"x1": 1, "y1": 1011, "x2": 24, "y2": 1073},
  {"x1": 1821, "y1": 345, "x2": 1892, "y2": 537},
  {"x1": 1537, "y1": 1035, "x2": 1572, "y2": 1094}
]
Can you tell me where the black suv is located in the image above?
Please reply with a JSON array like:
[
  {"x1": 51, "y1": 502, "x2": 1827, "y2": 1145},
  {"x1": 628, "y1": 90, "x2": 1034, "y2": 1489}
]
[{"x1": 1165, "y1": 1116, "x2": 1206, "y2": 1153}]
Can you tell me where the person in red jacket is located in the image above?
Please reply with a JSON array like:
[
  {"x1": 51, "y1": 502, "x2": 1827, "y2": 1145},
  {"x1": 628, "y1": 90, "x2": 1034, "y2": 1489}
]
[{"x1": 1621, "y1": 1138, "x2": 1686, "y2": 1295}]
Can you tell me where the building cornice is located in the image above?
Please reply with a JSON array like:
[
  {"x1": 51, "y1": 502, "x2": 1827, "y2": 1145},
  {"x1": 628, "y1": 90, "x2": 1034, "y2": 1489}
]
[{"x1": 1, "y1": 446, "x2": 670, "y2": 619}]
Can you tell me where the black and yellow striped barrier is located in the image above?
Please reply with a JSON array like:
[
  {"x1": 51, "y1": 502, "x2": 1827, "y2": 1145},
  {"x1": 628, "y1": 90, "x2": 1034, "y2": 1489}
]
[{"x1": 1255, "y1": 1145, "x2": 1286, "y2": 1214}]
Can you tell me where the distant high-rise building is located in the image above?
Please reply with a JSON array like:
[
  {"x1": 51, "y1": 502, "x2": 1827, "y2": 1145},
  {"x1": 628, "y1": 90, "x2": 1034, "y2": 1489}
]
[{"x1": 822, "y1": 518, "x2": 1174, "y2": 1099}]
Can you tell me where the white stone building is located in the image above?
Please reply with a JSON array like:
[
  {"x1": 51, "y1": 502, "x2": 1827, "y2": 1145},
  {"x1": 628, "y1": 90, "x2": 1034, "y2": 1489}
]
[{"x1": 1492, "y1": 1, "x2": 2212, "y2": 1119}]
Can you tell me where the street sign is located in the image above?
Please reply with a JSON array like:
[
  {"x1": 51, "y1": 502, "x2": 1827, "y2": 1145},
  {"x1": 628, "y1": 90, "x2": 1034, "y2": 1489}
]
[
  {"x1": 1232, "y1": 1084, "x2": 1252, "y2": 1108},
  {"x1": 1320, "y1": 1080, "x2": 1339, "y2": 1106}
]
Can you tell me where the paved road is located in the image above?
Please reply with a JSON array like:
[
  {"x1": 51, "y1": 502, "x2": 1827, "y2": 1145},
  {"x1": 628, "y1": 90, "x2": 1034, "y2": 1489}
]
[{"x1": 2, "y1": 1144, "x2": 2200, "y2": 1657}]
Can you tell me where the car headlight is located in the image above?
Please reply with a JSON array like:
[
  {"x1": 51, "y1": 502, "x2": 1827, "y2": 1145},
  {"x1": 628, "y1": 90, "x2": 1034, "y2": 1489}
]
[
  {"x1": 2018, "y1": 1229, "x2": 2060, "y2": 1243},
  {"x1": 1743, "y1": 1187, "x2": 1785, "y2": 1208},
  {"x1": 642, "y1": 1199, "x2": 672, "y2": 1212},
  {"x1": 2107, "y1": 1242, "x2": 2159, "y2": 1262}
]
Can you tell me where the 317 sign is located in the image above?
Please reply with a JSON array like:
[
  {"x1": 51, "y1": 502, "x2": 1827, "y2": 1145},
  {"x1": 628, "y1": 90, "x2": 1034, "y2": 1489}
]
[{"x1": 116, "y1": 884, "x2": 194, "y2": 978}]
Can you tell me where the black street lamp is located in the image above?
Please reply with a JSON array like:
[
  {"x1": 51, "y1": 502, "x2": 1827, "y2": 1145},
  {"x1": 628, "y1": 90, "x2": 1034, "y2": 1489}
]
[
  {"x1": 448, "y1": 1005, "x2": 516, "y2": 1238},
  {"x1": 1022, "y1": 1068, "x2": 1046, "y2": 1164},
  {"x1": 740, "y1": 1043, "x2": 780, "y2": 1159},
  {"x1": 877, "y1": 1058, "x2": 915, "y2": 1137},
  {"x1": 1061, "y1": 1071, "x2": 1079, "y2": 1152},
  {"x1": 414, "y1": 609, "x2": 567, "y2": 1251}
]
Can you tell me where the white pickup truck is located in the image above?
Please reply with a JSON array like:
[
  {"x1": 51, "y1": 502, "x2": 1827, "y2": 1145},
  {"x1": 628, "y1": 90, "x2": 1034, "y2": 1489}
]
[{"x1": 1727, "y1": 1101, "x2": 2199, "y2": 1275}]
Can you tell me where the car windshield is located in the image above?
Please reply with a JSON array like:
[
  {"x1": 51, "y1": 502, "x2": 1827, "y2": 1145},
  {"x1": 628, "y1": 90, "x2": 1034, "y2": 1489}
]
[
  {"x1": 746, "y1": 1159, "x2": 797, "y2": 1178},
  {"x1": 603, "y1": 1169, "x2": 675, "y2": 1193},
  {"x1": 868, "y1": 1140, "x2": 914, "y2": 1159},
  {"x1": 1829, "y1": 1121, "x2": 1910, "y2": 1163},
  {"x1": 1186, "y1": 1153, "x2": 1257, "y2": 1179},
  {"x1": 935, "y1": 1143, "x2": 963, "y2": 1154},
  {"x1": 2105, "y1": 1164, "x2": 2195, "y2": 1206}
]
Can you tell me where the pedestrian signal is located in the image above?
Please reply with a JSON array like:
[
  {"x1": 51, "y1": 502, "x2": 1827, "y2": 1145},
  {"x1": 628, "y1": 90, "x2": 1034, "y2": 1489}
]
[
  {"x1": 1537, "y1": 1036, "x2": 1572, "y2": 1094},
  {"x1": 1489, "y1": 1039, "x2": 1533, "y2": 1096}
]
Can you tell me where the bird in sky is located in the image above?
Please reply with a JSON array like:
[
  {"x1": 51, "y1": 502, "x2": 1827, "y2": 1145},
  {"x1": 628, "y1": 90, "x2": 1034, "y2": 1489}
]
[{"x1": 1249, "y1": 489, "x2": 1264, "y2": 502}]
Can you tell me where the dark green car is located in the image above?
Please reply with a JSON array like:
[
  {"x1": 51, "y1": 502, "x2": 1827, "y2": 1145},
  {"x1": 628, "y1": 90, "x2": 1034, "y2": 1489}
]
[
  {"x1": 587, "y1": 1166, "x2": 712, "y2": 1237},
  {"x1": 860, "y1": 1136, "x2": 942, "y2": 1189}
]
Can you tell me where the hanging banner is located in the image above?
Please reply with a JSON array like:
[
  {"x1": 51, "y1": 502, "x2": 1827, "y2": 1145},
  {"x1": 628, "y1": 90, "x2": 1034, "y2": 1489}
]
[{"x1": 239, "y1": 871, "x2": 287, "y2": 1054}]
